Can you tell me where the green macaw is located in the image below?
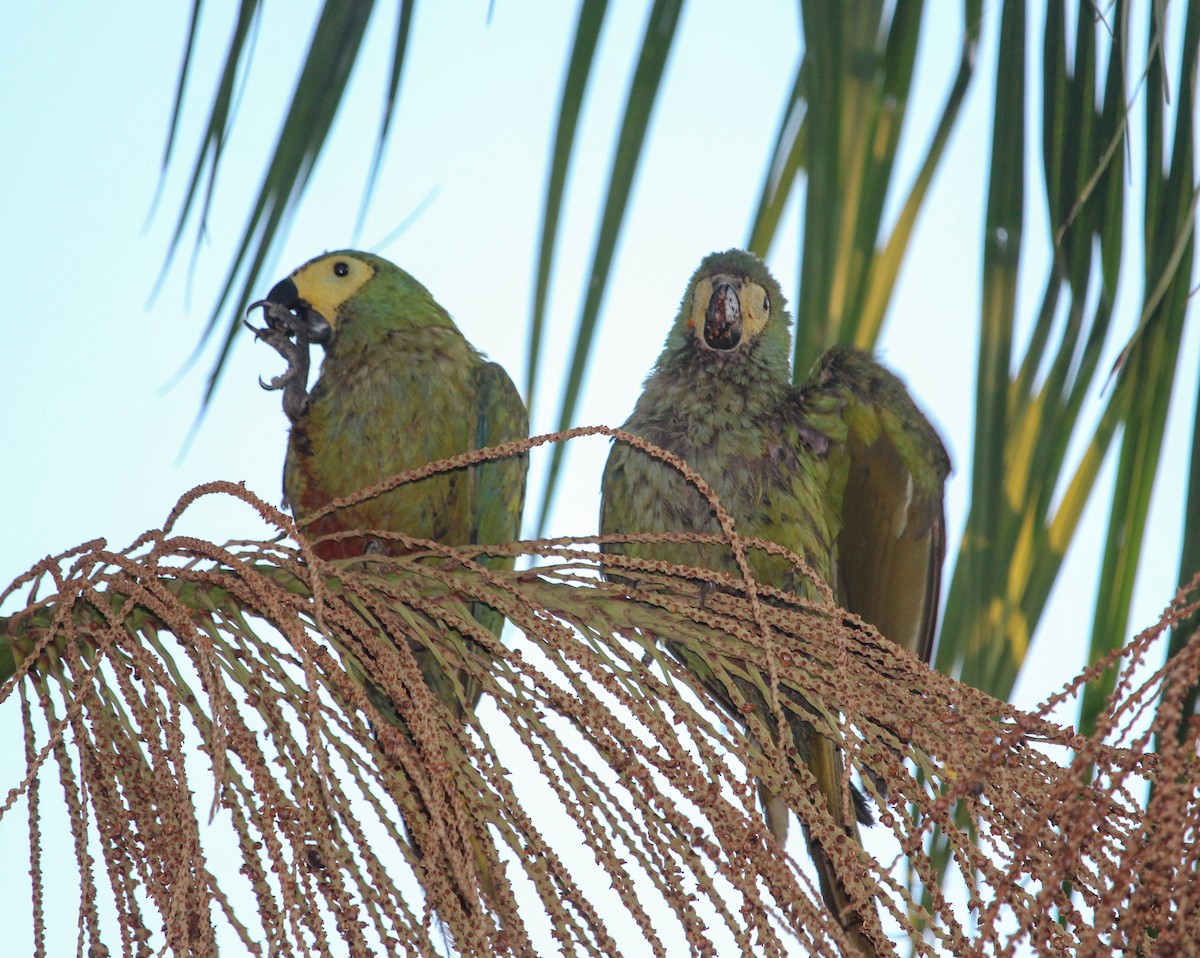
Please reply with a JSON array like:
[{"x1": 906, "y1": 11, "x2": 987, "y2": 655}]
[
  {"x1": 599, "y1": 248, "x2": 949, "y2": 950},
  {"x1": 249, "y1": 249, "x2": 528, "y2": 906}
]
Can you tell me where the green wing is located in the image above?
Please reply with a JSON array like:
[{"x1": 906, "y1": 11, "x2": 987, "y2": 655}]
[
  {"x1": 468, "y1": 360, "x2": 529, "y2": 636},
  {"x1": 802, "y1": 346, "x2": 951, "y2": 662}
]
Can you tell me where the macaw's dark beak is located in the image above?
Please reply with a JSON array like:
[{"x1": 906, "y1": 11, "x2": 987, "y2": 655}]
[
  {"x1": 703, "y1": 281, "x2": 743, "y2": 351},
  {"x1": 248, "y1": 277, "x2": 332, "y2": 346},
  {"x1": 266, "y1": 276, "x2": 300, "y2": 307}
]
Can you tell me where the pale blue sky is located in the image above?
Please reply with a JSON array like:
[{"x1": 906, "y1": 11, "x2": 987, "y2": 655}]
[{"x1": 0, "y1": 2, "x2": 1195, "y2": 953}]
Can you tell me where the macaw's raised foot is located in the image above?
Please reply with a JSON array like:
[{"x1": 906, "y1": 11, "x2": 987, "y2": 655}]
[{"x1": 244, "y1": 302, "x2": 314, "y2": 424}]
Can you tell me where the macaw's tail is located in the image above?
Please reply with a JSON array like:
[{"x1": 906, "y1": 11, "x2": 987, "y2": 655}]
[
  {"x1": 348, "y1": 649, "x2": 504, "y2": 934},
  {"x1": 804, "y1": 734, "x2": 879, "y2": 957},
  {"x1": 763, "y1": 731, "x2": 880, "y2": 957},
  {"x1": 372, "y1": 716, "x2": 505, "y2": 936}
]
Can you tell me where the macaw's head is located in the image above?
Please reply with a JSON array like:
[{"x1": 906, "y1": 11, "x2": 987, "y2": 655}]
[
  {"x1": 676, "y1": 249, "x2": 790, "y2": 363},
  {"x1": 256, "y1": 250, "x2": 388, "y2": 346}
]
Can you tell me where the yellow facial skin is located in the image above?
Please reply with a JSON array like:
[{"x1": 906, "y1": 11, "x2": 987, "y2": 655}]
[
  {"x1": 686, "y1": 273, "x2": 773, "y2": 347},
  {"x1": 289, "y1": 253, "x2": 377, "y2": 329}
]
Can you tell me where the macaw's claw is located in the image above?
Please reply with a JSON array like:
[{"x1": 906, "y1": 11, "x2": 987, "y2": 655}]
[
  {"x1": 244, "y1": 311, "x2": 311, "y2": 423},
  {"x1": 248, "y1": 298, "x2": 304, "y2": 335},
  {"x1": 247, "y1": 296, "x2": 333, "y2": 346}
]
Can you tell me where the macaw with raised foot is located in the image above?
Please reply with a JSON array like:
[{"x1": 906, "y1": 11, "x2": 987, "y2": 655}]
[
  {"x1": 248, "y1": 250, "x2": 528, "y2": 922},
  {"x1": 599, "y1": 248, "x2": 949, "y2": 954}
]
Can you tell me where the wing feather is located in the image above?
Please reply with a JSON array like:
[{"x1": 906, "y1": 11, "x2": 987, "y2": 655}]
[{"x1": 801, "y1": 346, "x2": 950, "y2": 663}]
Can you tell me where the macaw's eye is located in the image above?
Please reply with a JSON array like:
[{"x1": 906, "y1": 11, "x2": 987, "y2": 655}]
[
  {"x1": 763, "y1": 294, "x2": 770, "y2": 313},
  {"x1": 334, "y1": 261, "x2": 350, "y2": 277}
]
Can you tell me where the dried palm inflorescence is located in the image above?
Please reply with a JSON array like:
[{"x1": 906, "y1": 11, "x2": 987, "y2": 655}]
[{"x1": 1, "y1": 430, "x2": 1197, "y2": 957}]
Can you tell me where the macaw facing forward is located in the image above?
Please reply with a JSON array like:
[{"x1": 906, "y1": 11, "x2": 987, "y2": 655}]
[{"x1": 600, "y1": 249, "x2": 949, "y2": 952}]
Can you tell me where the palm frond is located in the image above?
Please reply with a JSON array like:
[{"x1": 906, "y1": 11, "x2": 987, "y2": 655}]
[{"x1": 4, "y1": 456, "x2": 1200, "y2": 954}]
